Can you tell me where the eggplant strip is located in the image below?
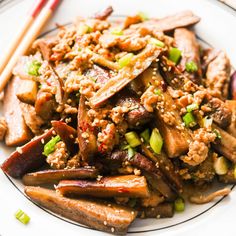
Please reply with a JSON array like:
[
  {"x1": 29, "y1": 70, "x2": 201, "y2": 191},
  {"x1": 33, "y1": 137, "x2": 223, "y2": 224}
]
[
  {"x1": 110, "y1": 151, "x2": 176, "y2": 199},
  {"x1": 130, "y1": 10, "x2": 200, "y2": 32},
  {"x1": 4, "y1": 76, "x2": 33, "y2": 146},
  {"x1": 51, "y1": 120, "x2": 78, "y2": 155},
  {"x1": 1, "y1": 129, "x2": 54, "y2": 178},
  {"x1": 90, "y1": 44, "x2": 162, "y2": 107},
  {"x1": 212, "y1": 124, "x2": 236, "y2": 163},
  {"x1": 174, "y1": 28, "x2": 202, "y2": 84},
  {"x1": 141, "y1": 145, "x2": 183, "y2": 193},
  {"x1": 25, "y1": 186, "x2": 137, "y2": 235},
  {"x1": 23, "y1": 167, "x2": 99, "y2": 185},
  {"x1": 93, "y1": 6, "x2": 113, "y2": 20},
  {"x1": 57, "y1": 175, "x2": 150, "y2": 198},
  {"x1": 140, "y1": 67, "x2": 191, "y2": 157},
  {"x1": 78, "y1": 95, "x2": 98, "y2": 162},
  {"x1": 138, "y1": 202, "x2": 174, "y2": 218}
]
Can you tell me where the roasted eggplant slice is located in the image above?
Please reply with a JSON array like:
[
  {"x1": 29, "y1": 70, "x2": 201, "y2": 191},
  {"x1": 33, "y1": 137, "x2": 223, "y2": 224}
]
[
  {"x1": 138, "y1": 202, "x2": 174, "y2": 218},
  {"x1": 4, "y1": 76, "x2": 33, "y2": 146},
  {"x1": 57, "y1": 175, "x2": 150, "y2": 198},
  {"x1": 51, "y1": 120, "x2": 78, "y2": 155},
  {"x1": 25, "y1": 186, "x2": 137, "y2": 235},
  {"x1": 78, "y1": 95, "x2": 97, "y2": 162},
  {"x1": 23, "y1": 167, "x2": 99, "y2": 185},
  {"x1": 1, "y1": 129, "x2": 53, "y2": 178},
  {"x1": 212, "y1": 124, "x2": 236, "y2": 163}
]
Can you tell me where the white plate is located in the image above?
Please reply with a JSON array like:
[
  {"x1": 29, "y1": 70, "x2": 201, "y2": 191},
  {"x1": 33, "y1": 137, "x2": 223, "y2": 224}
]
[{"x1": 0, "y1": 0, "x2": 236, "y2": 235}]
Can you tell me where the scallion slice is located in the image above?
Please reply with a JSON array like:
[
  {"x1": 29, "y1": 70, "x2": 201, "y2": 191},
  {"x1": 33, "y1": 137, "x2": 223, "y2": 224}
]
[
  {"x1": 186, "y1": 103, "x2": 199, "y2": 112},
  {"x1": 174, "y1": 198, "x2": 185, "y2": 212},
  {"x1": 128, "y1": 147, "x2": 135, "y2": 159},
  {"x1": 43, "y1": 135, "x2": 61, "y2": 157},
  {"x1": 214, "y1": 156, "x2": 229, "y2": 175},
  {"x1": 149, "y1": 38, "x2": 165, "y2": 48},
  {"x1": 154, "y1": 88, "x2": 162, "y2": 95},
  {"x1": 125, "y1": 131, "x2": 141, "y2": 148},
  {"x1": 213, "y1": 129, "x2": 222, "y2": 139},
  {"x1": 27, "y1": 60, "x2": 41, "y2": 76},
  {"x1": 168, "y1": 47, "x2": 182, "y2": 64},
  {"x1": 183, "y1": 112, "x2": 197, "y2": 128},
  {"x1": 185, "y1": 61, "x2": 198, "y2": 73},
  {"x1": 118, "y1": 53, "x2": 134, "y2": 68},
  {"x1": 111, "y1": 28, "x2": 123, "y2": 35},
  {"x1": 150, "y1": 128, "x2": 163, "y2": 154},
  {"x1": 140, "y1": 129, "x2": 150, "y2": 143},
  {"x1": 15, "y1": 209, "x2": 30, "y2": 225}
]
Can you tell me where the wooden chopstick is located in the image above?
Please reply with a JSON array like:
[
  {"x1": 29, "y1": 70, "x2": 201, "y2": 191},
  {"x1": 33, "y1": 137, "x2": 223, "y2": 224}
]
[
  {"x1": 0, "y1": 0, "x2": 47, "y2": 75},
  {"x1": 0, "y1": 0, "x2": 60, "y2": 93}
]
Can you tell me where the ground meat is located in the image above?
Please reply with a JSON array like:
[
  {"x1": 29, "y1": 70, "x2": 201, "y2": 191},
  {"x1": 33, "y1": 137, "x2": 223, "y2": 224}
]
[
  {"x1": 193, "y1": 90, "x2": 207, "y2": 105},
  {"x1": 66, "y1": 154, "x2": 81, "y2": 169},
  {"x1": 99, "y1": 34, "x2": 147, "y2": 52},
  {"x1": 0, "y1": 117, "x2": 7, "y2": 141},
  {"x1": 140, "y1": 86, "x2": 160, "y2": 112},
  {"x1": 69, "y1": 48, "x2": 93, "y2": 72},
  {"x1": 181, "y1": 128, "x2": 216, "y2": 166},
  {"x1": 181, "y1": 140, "x2": 209, "y2": 166},
  {"x1": 110, "y1": 105, "x2": 129, "y2": 124},
  {"x1": 63, "y1": 104, "x2": 78, "y2": 114},
  {"x1": 50, "y1": 27, "x2": 76, "y2": 61},
  {"x1": 64, "y1": 73, "x2": 81, "y2": 93},
  {"x1": 46, "y1": 141, "x2": 69, "y2": 169},
  {"x1": 97, "y1": 123, "x2": 117, "y2": 152}
]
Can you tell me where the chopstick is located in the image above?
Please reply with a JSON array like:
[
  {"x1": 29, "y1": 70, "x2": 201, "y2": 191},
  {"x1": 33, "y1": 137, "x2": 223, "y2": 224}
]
[
  {"x1": 0, "y1": 0, "x2": 47, "y2": 75},
  {"x1": 0, "y1": 0, "x2": 60, "y2": 93}
]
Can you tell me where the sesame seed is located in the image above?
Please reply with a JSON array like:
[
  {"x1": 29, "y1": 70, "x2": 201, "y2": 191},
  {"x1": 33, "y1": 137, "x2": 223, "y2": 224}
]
[
  {"x1": 104, "y1": 221, "x2": 107, "y2": 225},
  {"x1": 41, "y1": 138, "x2": 45, "y2": 144},
  {"x1": 16, "y1": 147, "x2": 23, "y2": 154},
  {"x1": 111, "y1": 227, "x2": 115, "y2": 233}
]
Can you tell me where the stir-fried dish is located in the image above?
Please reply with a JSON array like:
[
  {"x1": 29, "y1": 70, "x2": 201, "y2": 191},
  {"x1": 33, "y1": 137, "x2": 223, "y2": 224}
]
[{"x1": 1, "y1": 6, "x2": 236, "y2": 235}]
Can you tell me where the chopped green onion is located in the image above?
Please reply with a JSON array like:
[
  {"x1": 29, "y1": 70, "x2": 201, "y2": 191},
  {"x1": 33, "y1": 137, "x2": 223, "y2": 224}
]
[
  {"x1": 27, "y1": 60, "x2": 41, "y2": 76},
  {"x1": 128, "y1": 147, "x2": 135, "y2": 159},
  {"x1": 15, "y1": 209, "x2": 30, "y2": 225},
  {"x1": 149, "y1": 38, "x2": 165, "y2": 48},
  {"x1": 150, "y1": 128, "x2": 163, "y2": 154},
  {"x1": 182, "y1": 112, "x2": 197, "y2": 128},
  {"x1": 185, "y1": 61, "x2": 198, "y2": 73},
  {"x1": 78, "y1": 24, "x2": 92, "y2": 35},
  {"x1": 174, "y1": 198, "x2": 185, "y2": 212},
  {"x1": 168, "y1": 47, "x2": 182, "y2": 64},
  {"x1": 213, "y1": 129, "x2": 222, "y2": 139},
  {"x1": 125, "y1": 131, "x2": 141, "y2": 148},
  {"x1": 121, "y1": 144, "x2": 130, "y2": 150},
  {"x1": 140, "y1": 129, "x2": 150, "y2": 143},
  {"x1": 154, "y1": 88, "x2": 162, "y2": 95},
  {"x1": 214, "y1": 156, "x2": 228, "y2": 175},
  {"x1": 202, "y1": 116, "x2": 213, "y2": 129},
  {"x1": 43, "y1": 135, "x2": 61, "y2": 157},
  {"x1": 234, "y1": 165, "x2": 236, "y2": 179},
  {"x1": 118, "y1": 53, "x2": 134, "y2": 68},
  {"x1": 138, "y1": 11, "x2": 149, "y2": 21},
  {"x1": 111, "y1": 28, "x2": 123, "y2": 35},
  {"x1": 186, "y1": 103, "x2": 199, "y2": 112}
]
